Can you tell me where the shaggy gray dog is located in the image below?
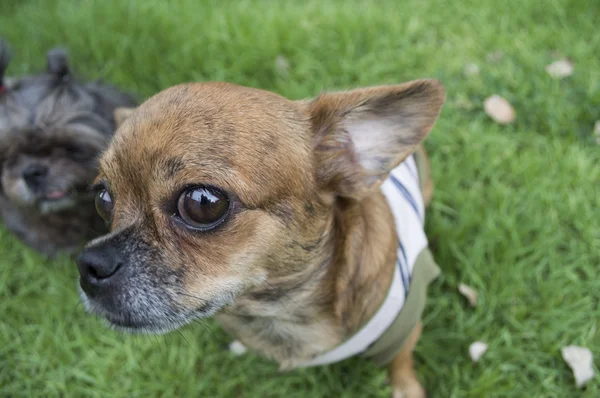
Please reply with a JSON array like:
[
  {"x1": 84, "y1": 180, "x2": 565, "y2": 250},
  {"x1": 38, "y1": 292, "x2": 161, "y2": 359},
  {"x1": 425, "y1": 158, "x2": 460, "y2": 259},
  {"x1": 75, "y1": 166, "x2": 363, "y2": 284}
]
[{"x1": 0, "y1": 41, "x2": 137, "y2": 256}]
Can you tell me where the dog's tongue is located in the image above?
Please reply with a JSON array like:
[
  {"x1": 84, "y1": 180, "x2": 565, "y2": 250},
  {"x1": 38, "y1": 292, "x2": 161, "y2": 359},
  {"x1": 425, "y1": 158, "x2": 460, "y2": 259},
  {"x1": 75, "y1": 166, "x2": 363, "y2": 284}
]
[{"x1": 46, "y1": 191, "x2": 66, "y2": 199}]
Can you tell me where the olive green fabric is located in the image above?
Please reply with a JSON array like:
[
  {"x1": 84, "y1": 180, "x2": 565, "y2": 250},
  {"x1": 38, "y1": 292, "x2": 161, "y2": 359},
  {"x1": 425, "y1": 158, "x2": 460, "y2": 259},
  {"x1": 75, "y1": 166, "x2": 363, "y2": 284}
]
[
  {"x1": 361, "y1": 248, "x2": 440, "y2": 365},
  {"x1": 413, "y1": 148, "x2": 429, "y2": 193}
]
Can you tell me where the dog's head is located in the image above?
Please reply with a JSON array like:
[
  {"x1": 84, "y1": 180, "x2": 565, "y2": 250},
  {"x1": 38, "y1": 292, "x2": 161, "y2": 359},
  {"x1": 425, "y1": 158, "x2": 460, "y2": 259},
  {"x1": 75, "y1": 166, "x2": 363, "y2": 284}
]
[
  {"x1": 0, "y1": 43, "x2": 136, "y2": 214},
  {"x1": 77, "y1": 81, "x2": 444, "y2": 333}
]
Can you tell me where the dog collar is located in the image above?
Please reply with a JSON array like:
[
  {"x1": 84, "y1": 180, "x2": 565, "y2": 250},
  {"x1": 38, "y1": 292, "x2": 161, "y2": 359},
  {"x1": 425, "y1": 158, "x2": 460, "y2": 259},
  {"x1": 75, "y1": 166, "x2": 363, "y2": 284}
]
[{"x1": 0, "y1": 85, "x2": 5, "y2": 94}]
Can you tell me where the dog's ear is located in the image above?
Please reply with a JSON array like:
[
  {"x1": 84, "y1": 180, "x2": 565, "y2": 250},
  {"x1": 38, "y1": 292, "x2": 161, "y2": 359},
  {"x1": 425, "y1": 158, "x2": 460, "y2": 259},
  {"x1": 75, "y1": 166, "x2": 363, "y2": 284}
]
[
  {"x1": 46, "y1": 48, "x2": 70, "y2": 80},
  {"x1": 308, "y1": 79, "x2": 444, "y2": 199},
  {"x1": 113, "y1": 107, "x2": 136, "y2": 128},
  {"x1": 0, "y1": 39, "x2": 11, "y2": 89}
]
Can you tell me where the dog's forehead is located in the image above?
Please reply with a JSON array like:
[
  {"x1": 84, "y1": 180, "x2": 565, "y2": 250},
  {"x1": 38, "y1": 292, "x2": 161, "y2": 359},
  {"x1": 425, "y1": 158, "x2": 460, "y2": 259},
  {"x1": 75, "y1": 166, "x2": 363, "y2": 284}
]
[{"x1": 100, "y1": 83, "x2": 315, "y2": 204}]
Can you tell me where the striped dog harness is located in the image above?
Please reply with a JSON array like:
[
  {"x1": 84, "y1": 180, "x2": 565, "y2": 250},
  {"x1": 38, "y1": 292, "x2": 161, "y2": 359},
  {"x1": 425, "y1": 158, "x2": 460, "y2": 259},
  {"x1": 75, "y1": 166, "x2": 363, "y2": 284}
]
[{"x1": 296, "y1": 154, "x2": 440, "y2": 367}]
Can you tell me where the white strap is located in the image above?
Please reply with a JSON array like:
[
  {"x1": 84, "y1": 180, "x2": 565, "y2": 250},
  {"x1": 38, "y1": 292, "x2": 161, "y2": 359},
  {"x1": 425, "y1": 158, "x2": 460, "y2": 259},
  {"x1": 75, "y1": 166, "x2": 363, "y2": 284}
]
[{"x1": 294, "y1": 264, "x2": 405, "y2": 367}]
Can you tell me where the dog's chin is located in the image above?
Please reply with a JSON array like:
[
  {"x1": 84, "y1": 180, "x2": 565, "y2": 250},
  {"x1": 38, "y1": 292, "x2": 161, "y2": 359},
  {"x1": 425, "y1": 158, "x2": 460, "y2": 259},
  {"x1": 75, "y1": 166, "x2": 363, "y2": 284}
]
[
  {"x1": 104, "y1": 315, "x2": 191, "y2": 335},
  {"x1": 78, "y1": 285, "x2": 223, "y2": 335}
]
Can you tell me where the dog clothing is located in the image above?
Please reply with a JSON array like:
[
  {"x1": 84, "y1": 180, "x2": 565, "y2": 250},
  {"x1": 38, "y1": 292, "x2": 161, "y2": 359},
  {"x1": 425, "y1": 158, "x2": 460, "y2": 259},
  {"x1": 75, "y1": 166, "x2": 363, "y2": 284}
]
[{"x1": 297, "y1": 152, "x2": 440, "y2": 367}]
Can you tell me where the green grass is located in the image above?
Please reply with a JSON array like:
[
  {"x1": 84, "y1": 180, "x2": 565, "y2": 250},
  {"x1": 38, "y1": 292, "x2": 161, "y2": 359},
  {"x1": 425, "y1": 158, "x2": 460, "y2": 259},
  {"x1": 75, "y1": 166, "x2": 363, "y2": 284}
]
[{"x1": 1, "y1": 0, "x2": 599, "y2": 396}]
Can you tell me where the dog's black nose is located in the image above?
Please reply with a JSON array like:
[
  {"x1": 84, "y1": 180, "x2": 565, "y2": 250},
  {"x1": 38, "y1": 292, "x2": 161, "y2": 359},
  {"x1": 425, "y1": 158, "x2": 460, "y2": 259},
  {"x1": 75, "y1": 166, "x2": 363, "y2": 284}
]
[
  {"x1": 22, "y1": 164, "x2": 48, "y2": 187},
  {"x1": 77, "y1": 244, "x2": 123, "y2": 294}
]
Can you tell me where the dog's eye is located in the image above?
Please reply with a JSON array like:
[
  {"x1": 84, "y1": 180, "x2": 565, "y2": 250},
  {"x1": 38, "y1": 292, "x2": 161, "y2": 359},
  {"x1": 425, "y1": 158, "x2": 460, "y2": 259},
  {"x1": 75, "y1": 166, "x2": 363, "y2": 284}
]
[
  {"x1": 177, "y1": 187, "x2": 229, "y2": 230},
  {"x1": 95, "y1": 189, "x2": 114, "y2": 222}
]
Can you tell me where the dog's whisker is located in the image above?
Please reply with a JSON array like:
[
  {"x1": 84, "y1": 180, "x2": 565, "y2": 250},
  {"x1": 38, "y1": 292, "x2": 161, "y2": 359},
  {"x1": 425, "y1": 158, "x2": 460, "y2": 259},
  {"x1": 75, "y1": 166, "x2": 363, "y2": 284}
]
[
  {"x1": 190, "y1": 318, "x2": 220, "y2": 341},
  {"x1": 263, "y1": 281, "x2": 301, "y2": 316},
  {"x1": 70, "y1": 301, "x2": 84, "y2": 318},
  {"x1": 84, "y1": 226, "x2": 105, "y2": 235},
  {"x1": 177, "y1": 291, "x2": 205, "y2": 302}
]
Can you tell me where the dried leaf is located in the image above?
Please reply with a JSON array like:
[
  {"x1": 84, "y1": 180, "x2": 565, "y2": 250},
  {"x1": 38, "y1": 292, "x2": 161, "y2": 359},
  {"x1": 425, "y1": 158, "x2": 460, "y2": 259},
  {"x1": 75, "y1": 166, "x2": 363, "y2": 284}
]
[
  {"x1": 594, "y1": 121, "x2": 600, "y2": 145},
  {"x1": 458, "y1": 283, "x2": 478, "y2": 307},
  {"x1": 546, "y1": 59, "x2": 574, "y2": 79},
  {"x1": 562, "y1": 345, "x2": 594, "y2": 387},
  {"x1": 229, "y1": 340, "x2": 247, "y2": 356},
  {"x1": 463, "y1": 63, "x2": 480, "y2": 77},
  {"x1": 484, "y1": 95, "x2": 516, "y2": 124},
  {"x1": 469, "y1": 341, "x2": 488, "y2": 362}
]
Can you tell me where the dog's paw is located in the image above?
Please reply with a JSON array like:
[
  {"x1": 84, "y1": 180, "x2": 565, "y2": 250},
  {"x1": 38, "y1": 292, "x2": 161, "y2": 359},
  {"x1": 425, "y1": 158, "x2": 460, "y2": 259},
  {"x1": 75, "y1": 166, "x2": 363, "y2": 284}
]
[{"x1": 229, "y1": 340, "x2": 248, "y2": 356}]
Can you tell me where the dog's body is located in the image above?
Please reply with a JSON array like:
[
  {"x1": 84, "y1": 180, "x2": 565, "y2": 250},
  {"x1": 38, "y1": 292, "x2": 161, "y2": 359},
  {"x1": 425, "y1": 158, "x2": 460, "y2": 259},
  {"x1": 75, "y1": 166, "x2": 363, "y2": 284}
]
[
  {"x1": 0, "y1": 42, "x2": 137, "y2": 256},
  {"x1": 76, "y1": 80, "x2": 444, "y2": 397}
]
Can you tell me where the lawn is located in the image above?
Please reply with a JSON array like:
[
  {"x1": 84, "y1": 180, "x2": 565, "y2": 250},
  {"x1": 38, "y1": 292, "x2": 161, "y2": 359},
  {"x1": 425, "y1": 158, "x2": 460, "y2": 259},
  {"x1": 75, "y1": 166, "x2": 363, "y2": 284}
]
[{"x1": 1, "y1": 0, "x2": 599, "y2": 397}]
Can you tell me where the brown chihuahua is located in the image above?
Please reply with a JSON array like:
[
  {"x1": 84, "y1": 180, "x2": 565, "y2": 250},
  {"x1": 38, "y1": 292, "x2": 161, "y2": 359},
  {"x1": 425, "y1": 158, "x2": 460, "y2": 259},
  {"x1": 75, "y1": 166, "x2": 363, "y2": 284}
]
[{"x1": 77, "y1": 79, "x2": 445, "y2": 397}]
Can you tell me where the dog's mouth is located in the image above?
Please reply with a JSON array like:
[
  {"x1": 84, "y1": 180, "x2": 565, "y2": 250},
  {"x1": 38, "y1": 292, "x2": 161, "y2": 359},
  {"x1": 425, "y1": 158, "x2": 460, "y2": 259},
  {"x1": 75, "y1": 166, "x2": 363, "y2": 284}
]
[
  {"x1": 2, "y1": 179, "x2": 84, "y2": 213},
  {"x1": 95, "y1": 305, "x2": 217, "y2": 335},
  {"x1": 78, "y1": 284, "x2": 226, "y2": 335},
  {"x1": 34, "y1": 183, "x2": 92, "y2": 213},
  {"x1": 38, "y1": 190, "x2": 77, "y2": 214},
  {"x1": 102, "y1": 313, "x2": 181, "y2": 335},
  {"x1": 44, "y1": 189, "x2": 70, "y2": 200}
]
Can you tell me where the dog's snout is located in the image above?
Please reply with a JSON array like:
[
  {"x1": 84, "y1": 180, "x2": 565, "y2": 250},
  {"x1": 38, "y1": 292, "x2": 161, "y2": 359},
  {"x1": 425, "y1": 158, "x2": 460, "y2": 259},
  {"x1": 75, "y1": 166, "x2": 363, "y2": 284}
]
[
  {"x1": 77, "y1": 244, "x2": 123, "y2": 293},
  {"x1": 22, "y1": 164, "x2": 48, "y2": 187}
]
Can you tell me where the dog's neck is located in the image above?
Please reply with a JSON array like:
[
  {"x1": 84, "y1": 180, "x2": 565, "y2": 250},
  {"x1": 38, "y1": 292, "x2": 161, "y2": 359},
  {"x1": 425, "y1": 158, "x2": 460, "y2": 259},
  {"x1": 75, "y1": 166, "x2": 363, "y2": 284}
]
[{"x1": 216, "y1": 191, "x2": 397, "y2": 368}]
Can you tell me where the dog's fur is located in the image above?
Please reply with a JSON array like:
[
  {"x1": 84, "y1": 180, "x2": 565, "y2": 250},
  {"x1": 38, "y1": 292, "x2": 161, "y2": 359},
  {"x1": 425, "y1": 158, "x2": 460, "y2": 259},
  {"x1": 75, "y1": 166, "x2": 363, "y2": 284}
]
[
  {"x1": 0, "y1": 41, "x2": 136, "y2": 256},
  {"x1": 77, "y1": 80, "x2": 444, "y2": 397}
]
